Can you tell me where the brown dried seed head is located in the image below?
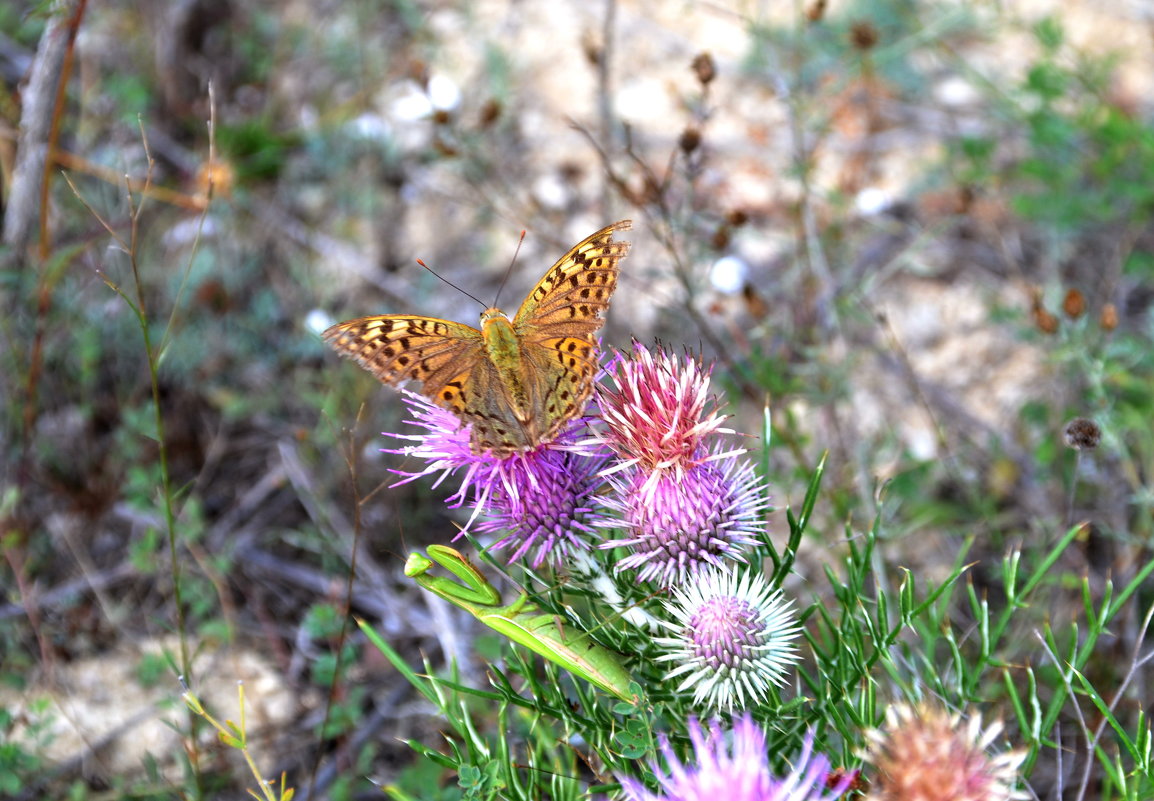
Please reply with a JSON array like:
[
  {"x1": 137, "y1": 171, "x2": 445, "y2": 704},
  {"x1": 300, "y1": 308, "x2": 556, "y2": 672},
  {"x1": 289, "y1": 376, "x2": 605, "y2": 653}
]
[
  {"x1": 1100, "y1": 302, "x2": 1118, "y2": 331},
  {"x1": 558, "y1": 160, "x2": 584, "y2": 184},
  {"x1": 742, "y1": 283, "x2": 770, "y2": 321},
  {"x1": 407, "y1": 59, "x2": 430, "y2": 88},
  {"x1": 582, "y1": 30, "x2": 601, "y2": 66},
  {"x1": 679, "y1": 126, "x2": 702, "y2": 154},
  {"x1": 432, "y1": 138, "x2": 458, "y2": 157},
  {"x1": 851, "y1": 21, "x2": 880, "y2": 50},
  {"x1": 1064, "y1": 418, "x2": 1102, "y2": 450},
  {"x1": 1033, "y1": 307, "x2": 1059, "y2": 334},
  {"x1": 691, "y1": 52, "x2": 716, "y2": 85},
  {"x1": 478, "y1": 98, "x2": 501, "y2": 128},
  {"x1": 805, "y1": 0, "x2": 828, "y2": 23},
  {"x1": 1062, "y1": 288, "x2": 1086, "y2": 318},
  {"x1": 1030, "y1": 291, "x2": 1058, "y2": 334},
  {"x1": 710, "y1": 225, "x2": 730, "y2": 251},
  {"x1": 195, "y1": 279, "x2": 232, "y2": 314},
  {"x1": 641, "y1": 175, "x2": 662, "y2": 204},
  {"x1": 726, "y1": 209, "x2": 749, "y2": 226}
]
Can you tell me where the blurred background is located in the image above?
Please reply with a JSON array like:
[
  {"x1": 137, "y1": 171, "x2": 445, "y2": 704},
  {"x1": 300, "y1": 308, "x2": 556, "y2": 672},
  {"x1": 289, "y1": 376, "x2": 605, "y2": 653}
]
[{"x1": 2, "y1": 0, "x2": 1153, "y2": 798}]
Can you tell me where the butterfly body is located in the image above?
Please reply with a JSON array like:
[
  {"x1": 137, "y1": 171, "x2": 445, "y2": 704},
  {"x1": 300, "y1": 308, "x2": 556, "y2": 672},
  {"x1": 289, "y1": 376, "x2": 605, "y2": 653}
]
[
  {"x1": 324, "y1": 220, "x2": 631, "y2": 455},
  {"x1": 480, "y1": 308, "x2": 535, "y2": 439}
]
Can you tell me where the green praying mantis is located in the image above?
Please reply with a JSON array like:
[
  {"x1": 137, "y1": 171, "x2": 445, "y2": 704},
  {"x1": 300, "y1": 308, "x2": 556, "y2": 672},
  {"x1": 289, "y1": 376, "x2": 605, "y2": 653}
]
[{"x1": 404, "y1": 545, "x2": 637, "y2": 703}]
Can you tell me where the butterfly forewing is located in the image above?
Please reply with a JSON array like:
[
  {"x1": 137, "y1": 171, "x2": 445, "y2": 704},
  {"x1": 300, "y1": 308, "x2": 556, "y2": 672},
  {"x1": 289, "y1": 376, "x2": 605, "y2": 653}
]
[
  {"x1": 521, "y1": 334, "x2": 600, "y2": 444},
  {"x1": 324, "y1": 219, "x2": 631, "y2": 454},
  {"x1": 512, "y1": 220, "x2": 631, "y2": 444},
  {"x1": 513, "y1": 220, "x2": 630, "y2": 338},
  {"x1": 322, "y1": 316, "x2": 486, "y2": 418}
]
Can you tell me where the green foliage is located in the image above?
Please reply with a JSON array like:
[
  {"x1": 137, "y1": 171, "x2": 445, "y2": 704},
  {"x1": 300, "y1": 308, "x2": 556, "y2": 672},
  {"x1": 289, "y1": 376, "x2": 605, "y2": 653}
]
[
  {"x1": 5, "y1": 1, "x2": 1154, "y2": 798},
  {"x1": 102, "y1": 73, "x2": 153, "y2": 124},
  {"x1": 0, "y1": 703, "x2": 49, "y2": 796},
  {"x1": 0, "y1": 2, "x2": 46, "y2": 47},
  {"x1": 215, "y1": 120, "x2": 302, "y2": 184},
  {"x1": 311, "y1": 645, "x2": 359, "y2": 689},
  {"x1": 303, "y1": 602, "x2": 344, "y2": 639},
  {"x1": 948, "y1": 16, "x2": 1154, "y2": 234},
  {"x1": 136, "y1": 651, "x2": 171, "y2": 687}
]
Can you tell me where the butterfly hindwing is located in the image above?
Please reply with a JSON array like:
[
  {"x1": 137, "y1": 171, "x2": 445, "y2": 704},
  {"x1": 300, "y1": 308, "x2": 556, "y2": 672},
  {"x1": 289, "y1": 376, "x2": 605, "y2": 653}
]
[
  {"x1": 522, "y1": 334, "x2": 599, "y2": 443},
  {"x1": 456, "y1": 354, "x2": 538, "y2": 453}
]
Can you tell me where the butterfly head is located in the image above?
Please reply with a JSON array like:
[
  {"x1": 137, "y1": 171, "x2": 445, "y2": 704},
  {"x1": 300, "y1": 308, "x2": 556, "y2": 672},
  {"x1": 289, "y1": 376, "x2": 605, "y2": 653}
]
[
  {"x1": 479, "y1": 307, "x2": 510, "y2": 325},
  {"x1": 480, "y1": 306, "x2": 519, "y2": 361}
]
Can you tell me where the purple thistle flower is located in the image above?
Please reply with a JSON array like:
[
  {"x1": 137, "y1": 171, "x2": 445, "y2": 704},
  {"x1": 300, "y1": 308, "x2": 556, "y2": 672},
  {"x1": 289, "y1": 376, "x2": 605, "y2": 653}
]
[
  {"x1": 599, "y1": 453, "x2": 766, "y2": 586},
  {"x1": 595, "y1": 346, "x2": 769, "y2": 586},
  {"x1": 384, "y1": 389, "x2": 490, "y2": 500},
  {"x1": 654, "y1": 566, "x2": 801, "y2": 712},
  {"x1": 619, "y1": 715, "x2": 853, "y2": 801},
  {"x1": 384, "y1": 389, "x2": 611, "y2": 567},
  {"x1": 474, "y1": 444, "x2": 610, "y2": 567}
]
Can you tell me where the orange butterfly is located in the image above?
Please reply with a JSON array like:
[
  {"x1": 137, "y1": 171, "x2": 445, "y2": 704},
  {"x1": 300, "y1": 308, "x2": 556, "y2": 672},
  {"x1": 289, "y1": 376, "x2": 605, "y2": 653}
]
[{"x1": 324, "y1": 221, "x2": 631, "y2": 454}]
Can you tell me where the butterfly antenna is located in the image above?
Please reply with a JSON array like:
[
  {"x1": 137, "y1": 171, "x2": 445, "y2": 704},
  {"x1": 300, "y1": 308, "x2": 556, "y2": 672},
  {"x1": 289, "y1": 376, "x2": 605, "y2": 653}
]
[
  {"x1": 493, "y1": 229, "x2": 527, "y2": 309},
  {"x1": 416, "y1": 259, "x2": 487, "y2": 309}
]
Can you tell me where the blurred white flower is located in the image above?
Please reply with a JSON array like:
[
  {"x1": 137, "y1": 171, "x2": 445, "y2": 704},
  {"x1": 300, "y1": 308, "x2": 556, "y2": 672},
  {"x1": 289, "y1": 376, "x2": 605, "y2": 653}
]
[
  {"x1": 305, "y1": 309, "x2": 334, "y2": 336},
  {"x1": 709, "y1": 255, "x2": 747, "y2": 294},
  {"x1": 427, "y1": 74, "x2": 461, "y2": 111},
  {"x1": 390, "y1": 82, "x2": 434, "y2": 121},
  {"x1": 855, "y1": 186, "x2": 894, "y2": 216},
  {"x1": 347, "y1": 112, "x2": 391, "y2": 141},
  {"x1": 532, "y1": 173, "x2": 568, "y2": 210}
]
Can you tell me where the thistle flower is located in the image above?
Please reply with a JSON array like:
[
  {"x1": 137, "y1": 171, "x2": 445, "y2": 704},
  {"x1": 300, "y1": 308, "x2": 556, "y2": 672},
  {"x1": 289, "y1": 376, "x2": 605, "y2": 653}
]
[
  {"x1": 619, "y1": 715, "x2": 853, "y2": 801},
  {"x1": 384, "y1": 389, "x2": 488, "y2": 496},
  {"x1": 862, "y1": 703, "x2": 1027, "y2": 801},
  {"x1": 599, "y1": 454, "x2": 767, "y2": 586},
  {"x1": 473, "y1": 443, "x2": 610, "y2": 567},
  {"x1": 384, "y1": 390, "x2": 610, "y2": 567},
  {"x1": 654, "y1": 566, "x2": 801, "y2": 712},
  {"x1": 595, "y1": 346, "x2": 769, "y2": 586},
  {"x1": 597, "y1": 345, "x2": 731, "y2": 480}
]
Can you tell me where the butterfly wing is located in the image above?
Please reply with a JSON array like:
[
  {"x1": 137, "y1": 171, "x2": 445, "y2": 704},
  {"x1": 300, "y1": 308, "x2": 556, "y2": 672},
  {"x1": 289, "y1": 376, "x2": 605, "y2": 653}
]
[
  {"x1": 457, "y1": 350, "x2": 541, "y2": 454},
  {"x1": 322, "y1": 315, "x2": 489, "y2": 423},
  {"x1": 513, "y1": 220, "x2": 631, "y2": 441}
]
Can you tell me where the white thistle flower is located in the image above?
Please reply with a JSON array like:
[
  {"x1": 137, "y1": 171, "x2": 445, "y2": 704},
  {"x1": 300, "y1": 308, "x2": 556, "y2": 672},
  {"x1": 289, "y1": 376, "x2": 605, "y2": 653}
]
[{"x1": 654, "y1": 565, "x2": 802, "y2": 712}]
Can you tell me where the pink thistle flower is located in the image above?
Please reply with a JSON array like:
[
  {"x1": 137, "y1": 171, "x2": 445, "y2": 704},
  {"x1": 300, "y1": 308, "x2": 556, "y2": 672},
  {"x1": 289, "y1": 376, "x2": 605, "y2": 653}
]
[
  {"x1": 597, "y1": 346, "x2": 734, "y2": 479},
  {"x1": 862, "y1": 703, "x2": 1027, "y2": 801},
  {"x1": 384, "y1": 389, "x2": 489, "y2": 500},
  {"x1": 619, "y1": 715, "x2": 853, "y2": 801},
  {"x1": 473, "y1": 444, "x2": 610, "y2": 567},
  {"x1": 384, "y1": 390, "x2": 611, "y2": 567}
]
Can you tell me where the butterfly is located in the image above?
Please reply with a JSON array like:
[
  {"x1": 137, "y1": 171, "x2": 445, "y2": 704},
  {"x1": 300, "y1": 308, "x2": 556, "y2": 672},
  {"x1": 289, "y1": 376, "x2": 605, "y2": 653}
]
[{"x1": 323, "y1": 220, "x2": 632, "y2": 455}]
